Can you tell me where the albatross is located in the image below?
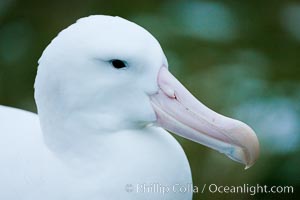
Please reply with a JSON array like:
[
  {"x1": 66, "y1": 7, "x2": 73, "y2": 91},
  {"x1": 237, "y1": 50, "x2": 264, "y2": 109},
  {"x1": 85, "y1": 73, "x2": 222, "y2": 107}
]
[{"x1": 0, "y1": 15, "x2": 259, "y2": 200}]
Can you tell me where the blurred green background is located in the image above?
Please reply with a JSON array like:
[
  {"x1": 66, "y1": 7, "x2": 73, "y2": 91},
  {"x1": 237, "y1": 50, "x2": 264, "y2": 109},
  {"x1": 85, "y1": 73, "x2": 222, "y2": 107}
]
[{"x1": 0, "y1": 0, "x2": 299, "y2": 199}]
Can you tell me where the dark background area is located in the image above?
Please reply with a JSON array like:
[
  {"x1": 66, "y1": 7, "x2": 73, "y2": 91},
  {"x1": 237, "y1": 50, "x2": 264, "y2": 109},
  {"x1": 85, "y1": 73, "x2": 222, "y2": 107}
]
[{"x1": 0, "y1": 0, "x2": 299, "y2": 199}]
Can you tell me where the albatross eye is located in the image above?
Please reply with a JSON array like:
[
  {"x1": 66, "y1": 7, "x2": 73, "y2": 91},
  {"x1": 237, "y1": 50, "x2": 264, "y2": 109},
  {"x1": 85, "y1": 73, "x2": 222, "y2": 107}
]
[{"x1": 110, "y1": 59, "x2": 127, "y2": 69}]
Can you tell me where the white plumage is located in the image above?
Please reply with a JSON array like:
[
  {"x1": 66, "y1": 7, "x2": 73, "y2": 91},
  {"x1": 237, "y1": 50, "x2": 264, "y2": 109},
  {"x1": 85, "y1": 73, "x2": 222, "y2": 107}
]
[{"x1": 0, "y1": 15, "x2": 259, "y2": 200}]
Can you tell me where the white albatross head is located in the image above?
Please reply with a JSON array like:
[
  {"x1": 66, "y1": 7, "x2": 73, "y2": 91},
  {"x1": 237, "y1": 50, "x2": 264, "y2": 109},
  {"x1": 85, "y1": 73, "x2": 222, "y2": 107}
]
[{"x1": 35, "y1": 15, "x2": 259, "y2": 168}]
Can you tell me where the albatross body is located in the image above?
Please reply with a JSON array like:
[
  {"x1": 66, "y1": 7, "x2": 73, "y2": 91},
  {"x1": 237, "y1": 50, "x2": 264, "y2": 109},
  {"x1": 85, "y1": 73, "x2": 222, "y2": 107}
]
[
  {"x1": 0, "y1": 15, "x2": 259, "y2": 200},
  {"x1": 0, "y1": 106, "x2": 191, "y2": 200}
]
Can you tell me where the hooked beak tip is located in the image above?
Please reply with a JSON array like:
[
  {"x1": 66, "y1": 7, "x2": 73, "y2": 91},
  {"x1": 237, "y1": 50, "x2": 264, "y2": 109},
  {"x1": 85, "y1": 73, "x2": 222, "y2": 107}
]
[{"x1": 228, "y1": 122, "x2": 260, "y2": 169}]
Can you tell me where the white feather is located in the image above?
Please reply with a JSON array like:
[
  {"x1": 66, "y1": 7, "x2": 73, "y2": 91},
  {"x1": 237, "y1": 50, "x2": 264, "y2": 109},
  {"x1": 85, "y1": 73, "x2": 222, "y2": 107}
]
[{"x1": 0, "y1": 15, "x2": 192, "y2": 200}]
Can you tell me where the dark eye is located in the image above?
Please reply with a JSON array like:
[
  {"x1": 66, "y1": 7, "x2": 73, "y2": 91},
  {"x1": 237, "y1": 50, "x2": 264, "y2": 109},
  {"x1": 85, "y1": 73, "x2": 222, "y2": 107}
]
[{"x1": 110, "y1": 59, "x2": 127, "y2": 69}]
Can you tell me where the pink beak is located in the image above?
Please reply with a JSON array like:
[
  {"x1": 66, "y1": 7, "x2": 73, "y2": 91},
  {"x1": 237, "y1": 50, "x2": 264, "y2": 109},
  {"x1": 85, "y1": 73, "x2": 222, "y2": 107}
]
[{"x1": 150, "y1": 67, "x2": 259, "y2": 168}]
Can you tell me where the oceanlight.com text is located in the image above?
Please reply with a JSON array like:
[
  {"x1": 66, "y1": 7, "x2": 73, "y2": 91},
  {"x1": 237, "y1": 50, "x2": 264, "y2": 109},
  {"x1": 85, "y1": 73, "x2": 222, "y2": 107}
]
[{"x1": 125, "y1": 183, "x2": 294, "y2": 196}]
